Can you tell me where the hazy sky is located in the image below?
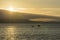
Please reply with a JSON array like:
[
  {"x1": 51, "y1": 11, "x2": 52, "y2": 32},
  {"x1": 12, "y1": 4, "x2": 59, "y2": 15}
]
[{"x1": 0, "y1": 0, "x2": 60, "y2": 17}]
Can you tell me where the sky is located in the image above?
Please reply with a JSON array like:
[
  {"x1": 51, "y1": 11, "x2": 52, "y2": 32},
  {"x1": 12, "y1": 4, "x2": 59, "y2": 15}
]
[{"x1": 0, "y1": 0, "x2": 60, "y2": 17}]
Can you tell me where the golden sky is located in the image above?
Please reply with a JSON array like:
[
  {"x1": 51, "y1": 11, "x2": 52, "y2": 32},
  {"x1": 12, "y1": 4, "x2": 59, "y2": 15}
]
[{"x1": 0, "y1": 0, "x2": 60, "y2": 17}]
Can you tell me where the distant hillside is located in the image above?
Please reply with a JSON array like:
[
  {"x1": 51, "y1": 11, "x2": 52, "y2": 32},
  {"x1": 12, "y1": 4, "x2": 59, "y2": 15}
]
[{"x1": 0, "y1": 9, "x2": 60, "y2": 23}]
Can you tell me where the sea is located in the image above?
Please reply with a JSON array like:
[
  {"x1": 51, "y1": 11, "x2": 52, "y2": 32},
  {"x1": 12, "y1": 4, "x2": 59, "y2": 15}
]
[{"x1": 0, "y1": 23, "x2": 60, "y2": 40}]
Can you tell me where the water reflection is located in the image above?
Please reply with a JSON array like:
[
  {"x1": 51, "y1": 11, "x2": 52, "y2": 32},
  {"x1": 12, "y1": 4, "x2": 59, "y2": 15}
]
[
  {"x1": 6, "y1": 26, "x2": 16, "y2": 40},
  {"x1": 0, "y1": 26, "x2": 16, "y2": 40},
  {"x1": 0, "y1": 24, "x2": 60, "y2": 40}
]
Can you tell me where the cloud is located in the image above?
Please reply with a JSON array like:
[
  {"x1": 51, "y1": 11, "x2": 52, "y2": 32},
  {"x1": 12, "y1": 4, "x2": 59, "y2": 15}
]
[
  {"x1": 0, "y1": 0, "x2": 60, "y2": 8},
  {"x1": 29, "y1": 18, "x2": 57, "y2": 22},
  {"x1": 19, "y1": 0, "x2": 60, "y2": 8},
  {"x1": 18, "y1": 8, "x2": 60, "y2": 17},
  {"x1": 1, "y1": 8, "x2": 60, "y2": 17}
]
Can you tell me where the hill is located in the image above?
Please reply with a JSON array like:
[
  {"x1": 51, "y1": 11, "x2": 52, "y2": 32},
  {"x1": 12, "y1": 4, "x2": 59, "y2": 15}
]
[{"x1": 0, "y1": 9, "x2": 60, "y2": 23}]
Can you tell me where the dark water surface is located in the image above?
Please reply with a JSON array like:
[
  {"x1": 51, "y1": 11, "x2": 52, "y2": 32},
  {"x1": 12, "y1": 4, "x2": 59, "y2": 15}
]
[{"x1": 0, "y1": 23, "x2": 60, "y2": 40}]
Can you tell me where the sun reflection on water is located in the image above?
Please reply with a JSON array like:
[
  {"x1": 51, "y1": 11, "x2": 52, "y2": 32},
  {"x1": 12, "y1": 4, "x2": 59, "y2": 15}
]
[{"x1": 6, "y1": 26, "x2": 16, "y2": 40}]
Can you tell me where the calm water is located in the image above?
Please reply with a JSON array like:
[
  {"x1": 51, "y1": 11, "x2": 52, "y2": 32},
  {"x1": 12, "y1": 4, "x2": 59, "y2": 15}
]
[{"x1": 0, "y1": 23, "x2": 60, "y2": 40}]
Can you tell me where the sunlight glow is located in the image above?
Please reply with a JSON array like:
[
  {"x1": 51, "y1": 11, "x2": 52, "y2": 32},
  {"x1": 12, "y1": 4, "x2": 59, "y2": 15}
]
[
  {"x1": 17, "y1": 8, "x2": 27, "y2": 12},
  {"x1": 6, "y1": 6, "x2": 17, "y2": 11}
]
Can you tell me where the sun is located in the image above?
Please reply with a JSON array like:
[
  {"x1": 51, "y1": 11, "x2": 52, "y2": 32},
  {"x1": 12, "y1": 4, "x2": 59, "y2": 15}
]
[
  {"x1": 6, "y1": 6, "x2": 17, "y2": 11},
  {"x1": 5, "y1": 6, "x2": 27, "y2": 12}
]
